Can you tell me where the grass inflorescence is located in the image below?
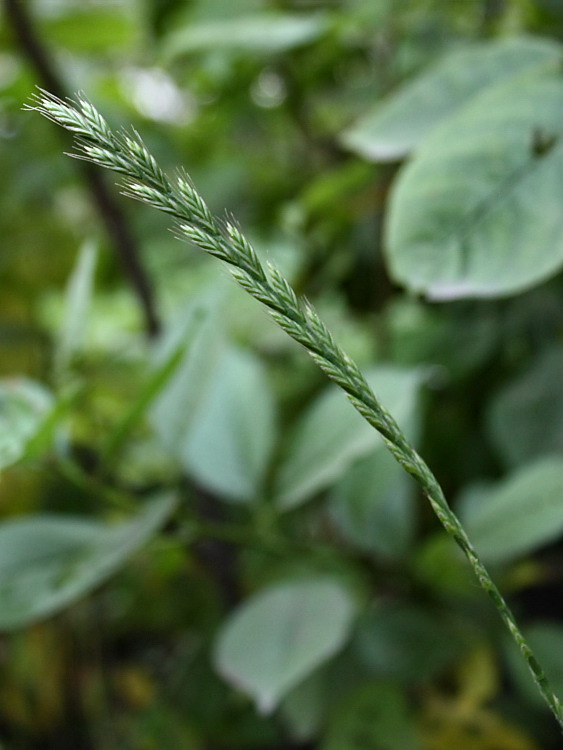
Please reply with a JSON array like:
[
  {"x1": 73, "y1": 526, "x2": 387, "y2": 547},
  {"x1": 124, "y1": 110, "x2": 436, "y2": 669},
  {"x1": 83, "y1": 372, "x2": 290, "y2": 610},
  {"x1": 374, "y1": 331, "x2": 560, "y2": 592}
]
[{"x1": 27, "y1": 89, "x2": 563, "y2": 730}]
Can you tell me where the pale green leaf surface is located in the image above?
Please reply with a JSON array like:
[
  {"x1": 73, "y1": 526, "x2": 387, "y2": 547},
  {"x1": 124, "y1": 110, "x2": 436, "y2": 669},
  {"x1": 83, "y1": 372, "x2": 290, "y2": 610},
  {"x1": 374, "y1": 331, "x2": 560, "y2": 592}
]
[
  {"x1": 275, "y1": 367, "x2": 422, "y2": 510},
  {"x1": 213, "y1": 578, "x2": 356, "y2": 712},
  {"x1": 151, "y1": 291, "x2": 225, "y2": 455},
  {"x1": 163, "y1": 13, "x2": 329, "y2": 59},
  {"x1": 342, "y1": 36, "x2": 561, "y2": 161},
  {"x1": 151, "y1": 290, "x2": 276, "y2": 501},
  {"x1": 0, "y1": 494, "x2": 175, "y2": 630},
  {"x1": 329, "y1": 449, "x2": 415, "y2": 559},
  {"x1": 180, "y1": 345, "x2": 277, "y2": 501},
  {"x1": 386, "y1": 65, "x2": 563, "y2": 299},
  {"x1": 0, "y1": 378, "x2": 53, "y2": 471},
  {"x1": 460, "y1": 457, "x2": 563, "y2": 563},
  {"x1": 56, "y1": 240, "x2": 97, "y2": 376},
  {"x1": 487, "y1": 348, "x2": 563, "y2": 468}
]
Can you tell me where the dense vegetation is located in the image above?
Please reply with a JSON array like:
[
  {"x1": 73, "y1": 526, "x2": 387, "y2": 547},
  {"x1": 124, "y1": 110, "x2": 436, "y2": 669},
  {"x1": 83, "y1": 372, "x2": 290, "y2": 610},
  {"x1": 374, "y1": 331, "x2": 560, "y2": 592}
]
[{"x1": 2, "y1": 1, "x2": 563, "y2": 748}]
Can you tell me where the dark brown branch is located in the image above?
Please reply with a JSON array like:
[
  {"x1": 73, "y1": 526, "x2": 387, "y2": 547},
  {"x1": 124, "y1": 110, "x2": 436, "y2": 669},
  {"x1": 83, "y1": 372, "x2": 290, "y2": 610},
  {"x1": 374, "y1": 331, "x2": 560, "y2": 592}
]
[{"x1": 4, "y1": 0, "x2": 161, "y2": 338}]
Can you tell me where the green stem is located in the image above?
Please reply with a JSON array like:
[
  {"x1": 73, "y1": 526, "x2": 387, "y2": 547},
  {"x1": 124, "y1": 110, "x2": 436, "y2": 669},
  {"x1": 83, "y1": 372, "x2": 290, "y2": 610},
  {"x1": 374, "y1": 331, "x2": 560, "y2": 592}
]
[{"x1": 29, "y1": 91, "x2": 563, "y2": 730}]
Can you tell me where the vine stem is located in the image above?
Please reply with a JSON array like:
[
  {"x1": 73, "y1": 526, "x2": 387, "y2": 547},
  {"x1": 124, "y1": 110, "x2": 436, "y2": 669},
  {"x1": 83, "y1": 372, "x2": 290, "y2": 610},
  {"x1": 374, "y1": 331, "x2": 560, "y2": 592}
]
[{"x1": 27, "y1": 90, "x2": 563, "y2": 730}]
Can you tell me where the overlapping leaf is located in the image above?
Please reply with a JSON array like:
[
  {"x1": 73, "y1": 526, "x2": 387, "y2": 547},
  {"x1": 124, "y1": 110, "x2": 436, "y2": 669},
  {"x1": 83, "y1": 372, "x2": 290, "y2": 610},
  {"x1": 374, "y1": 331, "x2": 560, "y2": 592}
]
[
  {"x1": 385, "y1": 64, "x2": 563, "y2": 299},
  {"x1": 0, "y1": 378, "x2": 54, "y2": 472},
  {"x1": 460, "y1": 458, "x2": 563, "y2": 563},
  {"x1": 274, "y1": 367, "x2": 422, "y2": 510},
  {"x1": 0, "y1": 494, "x2": 175, "y2": 630},
  {"x1": 163, "y1": 13, "x2": 329, "y2": 59},
  {"x1": 214, "y1": 578, "x2": 356, "y2": 712},
  {"x1": 487, "y1": 348, "x2": 563, "y2": 468},
  {"x1": 342, "y1": 36, "x2": 561, "y2": 161}
]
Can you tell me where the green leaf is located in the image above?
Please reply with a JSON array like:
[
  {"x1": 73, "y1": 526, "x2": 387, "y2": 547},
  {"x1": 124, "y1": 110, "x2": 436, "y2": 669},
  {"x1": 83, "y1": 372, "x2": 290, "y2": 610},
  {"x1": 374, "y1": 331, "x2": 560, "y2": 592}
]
[
  {"x1": 101, "y1": 321, "x2": 205, "y2": 469},
  {"x1": 37, "y1": 7, "x2": 139, "y2": 53},
  {"x1": 274, "y1": 367, "x2": 422, "y2": 510},
  {"x1": 163, "y1": 13, "x2": 329, "y2": 59},
  {"x1": 460, "y1": 457, "x2": 563, "y2": 564},
  {"x1": 55, "y1": 240, "x2": 97, "y2": 377},
  {"x1": 487, "y1": 348, "x2": 563, "y2": 469},
  {"x1": 328, "y1": 449, "x2": 415, "y2": 559},
  {"x1": 213, "y1": 578, "x2": 356, "y2": 712},
  {"x1": 0, "y1": 494, "x2": 175, "y2": 631},
  {"x1": 0, "y1": 378, "x2": 53, "y2": 471},
  {"x1": 152, "y1": 289, "x2": 276, "y2": 501},
  {"x1": 385, "y1": 64, "x2": 563, "y2": 299},
  {"x1": 341, "y1": 36, "x2": 562, "y2": 161},
  {"x1": 151, "y1": 291, "x2": 225, "y2": 457},
  {"x1": 354, "y1": 602, "x2": 462, "y2": 684},
  {"x1": 179, "y1": 345, "x2": 277, "y2": 501},
  {"x1": 385, "y1": 297, "x2": 499, "y2": 376},
  {"x1": 322, "y1": 682, "x2": 420, "y2": 750},
  {"x1": 183, "y1": 0, "x2": 264, "y2": 22}
]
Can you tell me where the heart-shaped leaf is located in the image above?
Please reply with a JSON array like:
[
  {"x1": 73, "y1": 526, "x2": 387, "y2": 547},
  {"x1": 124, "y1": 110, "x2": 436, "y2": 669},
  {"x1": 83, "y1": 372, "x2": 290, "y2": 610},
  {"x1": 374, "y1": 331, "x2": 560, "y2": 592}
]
[
  {"x1": 386, "y1": 64, "x2": 563, "y2": 299},
  {"x1": 214, "y1": 578, "x2": 356, "y2": 712},
  {"x1": 342, "y1": 36, "x2": 561, "y2": 161},
  {"x1": 179, "y1": 345, "x2": 277, "y2": 501}
]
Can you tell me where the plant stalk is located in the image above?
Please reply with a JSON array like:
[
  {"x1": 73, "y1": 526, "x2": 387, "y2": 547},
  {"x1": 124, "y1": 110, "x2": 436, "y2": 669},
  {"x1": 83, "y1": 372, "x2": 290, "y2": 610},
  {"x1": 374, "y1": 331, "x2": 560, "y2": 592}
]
[
  {"x1": 6, "y1": 0, "x2": 161, "y2": 338},
  {"x1": 28, "y1": 91, "x2": 563, "y2": 730}
]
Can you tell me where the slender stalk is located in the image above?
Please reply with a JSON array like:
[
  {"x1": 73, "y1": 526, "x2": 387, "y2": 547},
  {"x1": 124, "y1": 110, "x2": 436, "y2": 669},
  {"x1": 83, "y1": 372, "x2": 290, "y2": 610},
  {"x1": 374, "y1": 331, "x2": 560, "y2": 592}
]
[
  {"x1": 5, "y1": 0, "x2": 160, "y2": 338},
  {"x1": 27, "y1": 91, "x2": 563, "y2": 729}
]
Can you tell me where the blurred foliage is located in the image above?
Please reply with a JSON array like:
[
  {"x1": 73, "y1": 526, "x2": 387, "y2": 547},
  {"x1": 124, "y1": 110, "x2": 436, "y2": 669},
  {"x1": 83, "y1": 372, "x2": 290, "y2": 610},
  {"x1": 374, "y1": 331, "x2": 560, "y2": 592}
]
[{"x1": 2, "y1": 0, "x2": 563, "y2": 748}]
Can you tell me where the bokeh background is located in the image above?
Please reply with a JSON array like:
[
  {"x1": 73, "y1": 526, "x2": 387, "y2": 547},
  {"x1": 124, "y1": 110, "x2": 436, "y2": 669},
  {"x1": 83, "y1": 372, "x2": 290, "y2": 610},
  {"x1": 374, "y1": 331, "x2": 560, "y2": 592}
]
[{"x1": 2, "y1": 1, "x2": 563, "y2": 748}]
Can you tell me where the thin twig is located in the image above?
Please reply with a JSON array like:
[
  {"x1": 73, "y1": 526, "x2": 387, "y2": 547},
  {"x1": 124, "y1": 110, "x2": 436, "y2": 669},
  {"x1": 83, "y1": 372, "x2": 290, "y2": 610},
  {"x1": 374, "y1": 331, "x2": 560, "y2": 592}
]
[
  {"x1": 4, "y1": 0, "x2": 160, "y2": 338},
  {"x1": 27, "y1": 90, "x2": 563, "y2": 730}
]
